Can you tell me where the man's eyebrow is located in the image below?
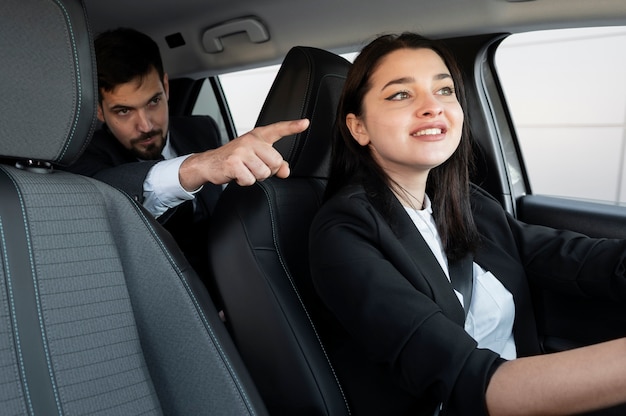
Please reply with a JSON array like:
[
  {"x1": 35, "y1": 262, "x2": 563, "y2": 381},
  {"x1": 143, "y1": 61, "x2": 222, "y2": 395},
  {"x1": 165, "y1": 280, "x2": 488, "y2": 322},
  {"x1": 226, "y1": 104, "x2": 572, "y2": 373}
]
[
  {"x1": 146, "y1": 91, "x2": 164, "y2": 104},
  {"x1": 109, "y1": 103, "x2": 132, "y2": 112},
  {"x1": 380, "y1": 73, "x2": 452, "y2": 91},
  {"x1": 109, "y1": 92, "x2": 164, "y2": 112}
]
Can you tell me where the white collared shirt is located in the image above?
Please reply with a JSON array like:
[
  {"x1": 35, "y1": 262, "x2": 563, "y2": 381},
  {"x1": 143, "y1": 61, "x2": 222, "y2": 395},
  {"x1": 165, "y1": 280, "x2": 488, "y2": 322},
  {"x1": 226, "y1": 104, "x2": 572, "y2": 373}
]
[
  {"x1": 142, "y1": 133, "x2": 202, "y2": 218},
  {"x1": 404, "y1": 195, "x2": 517, "y2": 359}
]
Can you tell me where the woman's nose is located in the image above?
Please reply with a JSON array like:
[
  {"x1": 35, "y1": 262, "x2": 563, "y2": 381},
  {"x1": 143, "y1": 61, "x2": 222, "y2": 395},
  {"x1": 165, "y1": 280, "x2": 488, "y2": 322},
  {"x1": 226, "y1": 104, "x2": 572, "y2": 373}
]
[{"x1": 416, "y1": 94, "x2": 443, "y2": 117}]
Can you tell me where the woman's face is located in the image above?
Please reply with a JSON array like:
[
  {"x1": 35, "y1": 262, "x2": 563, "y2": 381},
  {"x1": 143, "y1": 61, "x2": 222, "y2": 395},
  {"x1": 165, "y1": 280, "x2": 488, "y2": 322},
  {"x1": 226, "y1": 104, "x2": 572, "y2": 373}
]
[{"x1": 347, "y1": 47, "x2": 464, "y2": 184}]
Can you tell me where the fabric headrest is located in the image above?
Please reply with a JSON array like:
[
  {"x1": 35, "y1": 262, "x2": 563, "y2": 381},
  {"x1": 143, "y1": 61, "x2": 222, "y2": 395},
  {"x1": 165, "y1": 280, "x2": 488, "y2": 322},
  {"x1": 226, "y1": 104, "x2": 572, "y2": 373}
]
[
  {"x1": 255, "y1": 46, "x2": 351, "y2": 178},
  {"x1": 0, "y1": 0, "x2": 97, "y2": 166}
]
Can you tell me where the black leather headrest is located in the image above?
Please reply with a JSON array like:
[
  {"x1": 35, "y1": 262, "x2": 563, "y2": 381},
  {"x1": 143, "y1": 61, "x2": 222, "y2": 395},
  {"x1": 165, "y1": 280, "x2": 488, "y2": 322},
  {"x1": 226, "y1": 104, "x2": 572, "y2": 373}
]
[
  {"x1": 0, "y1": 0, "x2": 97, "y2": 166},
  {"x1": 255, "y1": 46, "x2": 351, "y2": 178}
]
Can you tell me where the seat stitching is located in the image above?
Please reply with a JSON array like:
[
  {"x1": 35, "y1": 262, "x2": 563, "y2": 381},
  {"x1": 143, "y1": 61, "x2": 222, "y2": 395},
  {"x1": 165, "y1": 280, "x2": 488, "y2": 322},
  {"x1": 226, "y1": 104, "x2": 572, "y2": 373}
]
[
  {"x1": 0, "y1": 167, "x2": 64, "y2": 415},
  {"x1": 121, "y1": 192, "x2": 258, "y2": 415},
  {"x1": 0, "y1": 217, "x2": 35, "y2": 415},
  {"x1": 261, "y1": 182, "x2": 352, "y2": 414},
  {"x1": 51, "y1": 0, "x2": 82, "y2": 161}
]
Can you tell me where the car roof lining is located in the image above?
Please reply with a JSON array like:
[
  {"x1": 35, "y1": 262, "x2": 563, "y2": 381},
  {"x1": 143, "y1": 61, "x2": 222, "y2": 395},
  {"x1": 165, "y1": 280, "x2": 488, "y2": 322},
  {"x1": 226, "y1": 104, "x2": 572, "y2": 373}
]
[{"x1": 83, "y1": 0, "x2": 626, "y2": 78}]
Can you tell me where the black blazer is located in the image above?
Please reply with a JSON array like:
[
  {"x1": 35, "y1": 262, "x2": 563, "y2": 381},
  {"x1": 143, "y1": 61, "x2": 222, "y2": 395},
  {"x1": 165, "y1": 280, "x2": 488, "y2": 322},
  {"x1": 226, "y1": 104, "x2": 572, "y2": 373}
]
[
  {"x1": 63, "y1": 116, "x2": 223, "y2": 283},
  {"x1": 309, "y1": 183, "x2": 626, "y2": 416},
  {"x1": 64, "y1": 115, "x2": 223, "y2": 213}
]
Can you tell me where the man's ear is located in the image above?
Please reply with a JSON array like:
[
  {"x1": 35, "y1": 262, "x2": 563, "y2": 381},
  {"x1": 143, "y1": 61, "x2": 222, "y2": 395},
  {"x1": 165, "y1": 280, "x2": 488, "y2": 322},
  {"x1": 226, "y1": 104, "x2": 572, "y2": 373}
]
[
  {"x1": 96, "y1": 104, "x2": 105, "y2": 123},
  {"x1": 163, "y1": 73, "x2": 169, "y2": 100},
  {"x1": 346, "y1": 113, "x2": 369, "y2": 146}
]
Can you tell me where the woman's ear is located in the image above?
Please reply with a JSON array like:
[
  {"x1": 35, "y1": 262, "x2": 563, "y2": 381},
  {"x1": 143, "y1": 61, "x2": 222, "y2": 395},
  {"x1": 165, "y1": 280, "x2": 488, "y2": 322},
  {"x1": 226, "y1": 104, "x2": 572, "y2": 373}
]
[{"x1": 346, "y1": 113, "x2": 370, "y2": 146}]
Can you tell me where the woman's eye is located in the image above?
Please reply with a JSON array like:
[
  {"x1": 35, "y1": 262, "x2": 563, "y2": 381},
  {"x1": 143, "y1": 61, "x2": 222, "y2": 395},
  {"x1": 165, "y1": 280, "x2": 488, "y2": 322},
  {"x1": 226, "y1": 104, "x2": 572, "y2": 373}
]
[
  {"x1": 386, "y1": 91, "x2": 410, "y2": 101},
  {"x1": 437, "y1": 86, "x2": 455, "y2": 96}
]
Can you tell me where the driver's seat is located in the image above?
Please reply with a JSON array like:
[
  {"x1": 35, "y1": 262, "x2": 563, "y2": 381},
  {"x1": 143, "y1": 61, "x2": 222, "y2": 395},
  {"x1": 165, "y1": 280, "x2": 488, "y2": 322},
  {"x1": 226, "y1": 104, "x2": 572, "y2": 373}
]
[{"x1": 208, "y1": 46, "x2": 352, "y2": 415}]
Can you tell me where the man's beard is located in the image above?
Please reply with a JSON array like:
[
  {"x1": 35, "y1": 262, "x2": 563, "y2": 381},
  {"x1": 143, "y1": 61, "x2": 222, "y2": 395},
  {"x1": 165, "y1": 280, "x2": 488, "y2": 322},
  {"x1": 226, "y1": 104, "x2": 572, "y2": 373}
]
[{"x1": 129, "y1": 130, "x2": 165, "y2": 160}]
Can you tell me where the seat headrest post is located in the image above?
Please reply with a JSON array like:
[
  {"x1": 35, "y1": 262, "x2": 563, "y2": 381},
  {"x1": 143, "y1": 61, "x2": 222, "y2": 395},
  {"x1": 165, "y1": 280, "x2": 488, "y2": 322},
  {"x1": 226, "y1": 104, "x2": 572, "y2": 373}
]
[{"x1": 255, "y1": 46, "x2": 351, "y2": 178}]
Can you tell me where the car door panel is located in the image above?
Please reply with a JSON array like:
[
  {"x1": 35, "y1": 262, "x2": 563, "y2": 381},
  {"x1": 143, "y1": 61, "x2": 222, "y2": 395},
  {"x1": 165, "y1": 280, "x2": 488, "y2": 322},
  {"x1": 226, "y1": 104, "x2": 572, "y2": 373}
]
[{"x1": 517, "y1": 195, "x2": 626, "y2": 353}]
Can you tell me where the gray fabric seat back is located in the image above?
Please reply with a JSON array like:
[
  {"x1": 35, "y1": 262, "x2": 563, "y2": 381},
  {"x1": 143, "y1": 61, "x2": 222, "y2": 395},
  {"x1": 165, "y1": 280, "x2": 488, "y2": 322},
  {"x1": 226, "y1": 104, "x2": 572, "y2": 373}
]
[{"x1": 0, "y1": 0, "x2": 268, "y2": 414}]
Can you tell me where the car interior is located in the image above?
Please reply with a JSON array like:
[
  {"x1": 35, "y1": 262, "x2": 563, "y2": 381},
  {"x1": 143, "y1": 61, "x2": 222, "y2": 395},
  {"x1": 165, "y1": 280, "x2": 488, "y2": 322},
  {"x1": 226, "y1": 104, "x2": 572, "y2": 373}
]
[{"x1": 3, "y1": 0, "x2": 626, "y2": 414}]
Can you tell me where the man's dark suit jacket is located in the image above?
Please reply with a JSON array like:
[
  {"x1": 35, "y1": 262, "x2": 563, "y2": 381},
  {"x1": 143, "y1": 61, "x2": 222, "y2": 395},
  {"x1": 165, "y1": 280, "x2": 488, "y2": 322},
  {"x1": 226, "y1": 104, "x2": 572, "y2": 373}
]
[
  {"x1": 64, "y1": 116, "x2": 223, "y2": 283},
  {"x1": 309, "y1": 183, "x2": 626, "y2": 416}
]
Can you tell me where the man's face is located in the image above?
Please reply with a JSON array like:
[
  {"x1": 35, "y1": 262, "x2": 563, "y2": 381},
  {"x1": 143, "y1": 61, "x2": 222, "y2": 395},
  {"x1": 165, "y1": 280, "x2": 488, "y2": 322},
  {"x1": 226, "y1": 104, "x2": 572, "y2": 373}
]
[{"x1": 97, "y1": 67, "x2": 169, "y2": 160}]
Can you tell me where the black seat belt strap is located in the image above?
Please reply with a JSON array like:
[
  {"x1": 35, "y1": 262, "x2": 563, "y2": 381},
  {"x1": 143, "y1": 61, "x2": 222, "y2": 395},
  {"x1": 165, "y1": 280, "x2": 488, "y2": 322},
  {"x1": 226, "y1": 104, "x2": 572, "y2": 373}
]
[{"x1": 448, "y1": 253, "x2": 474, "y2": 318}]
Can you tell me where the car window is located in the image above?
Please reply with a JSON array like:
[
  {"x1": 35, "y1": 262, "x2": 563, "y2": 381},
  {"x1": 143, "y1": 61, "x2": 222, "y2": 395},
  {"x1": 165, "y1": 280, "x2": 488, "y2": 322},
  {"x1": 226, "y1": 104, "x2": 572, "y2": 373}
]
[
  {"x1": 495, "y1": 26, "x2": 626, "y2": 205},
  {"x1": 218, "y1": 52, "x2": 359, "y2": 136},
  {"x1": 219, "y1": 64, "x2": 282, "y2": 135},
  {"x1": 191, "y1": 79, "x2": 233, "y2": 145},
  {"x1": 198, "y1": 35, "x2": 626, "y2": 207}
]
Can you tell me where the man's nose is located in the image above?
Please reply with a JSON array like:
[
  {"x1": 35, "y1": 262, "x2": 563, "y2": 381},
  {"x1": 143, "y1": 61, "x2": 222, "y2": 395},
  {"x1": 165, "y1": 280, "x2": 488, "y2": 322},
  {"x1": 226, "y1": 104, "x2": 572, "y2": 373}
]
[{"x1": 136, "y1": 109, "x2": 153, "y2": 132}]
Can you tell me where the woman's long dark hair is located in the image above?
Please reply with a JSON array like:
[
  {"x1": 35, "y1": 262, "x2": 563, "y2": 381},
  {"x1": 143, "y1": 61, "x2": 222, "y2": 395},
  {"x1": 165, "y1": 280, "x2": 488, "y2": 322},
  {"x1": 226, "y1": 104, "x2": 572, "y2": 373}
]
[{"x1": 326, "y1": 32, "x2": 480, "y2": 260}]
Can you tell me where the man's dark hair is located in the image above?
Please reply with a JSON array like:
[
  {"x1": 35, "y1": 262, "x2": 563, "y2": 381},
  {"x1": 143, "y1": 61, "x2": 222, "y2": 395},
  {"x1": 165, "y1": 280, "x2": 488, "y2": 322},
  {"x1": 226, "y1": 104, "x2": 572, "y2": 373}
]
[{"x1": 94, "y1": 27, "x2": 165, "y2": 103}]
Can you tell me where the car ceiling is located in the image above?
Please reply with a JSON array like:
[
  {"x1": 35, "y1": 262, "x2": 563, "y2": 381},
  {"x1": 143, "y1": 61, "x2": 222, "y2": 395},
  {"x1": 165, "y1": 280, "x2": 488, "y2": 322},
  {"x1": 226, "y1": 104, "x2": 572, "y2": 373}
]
[{"x1": 83, "y1": 0, "x2": 626, "y2": 79}]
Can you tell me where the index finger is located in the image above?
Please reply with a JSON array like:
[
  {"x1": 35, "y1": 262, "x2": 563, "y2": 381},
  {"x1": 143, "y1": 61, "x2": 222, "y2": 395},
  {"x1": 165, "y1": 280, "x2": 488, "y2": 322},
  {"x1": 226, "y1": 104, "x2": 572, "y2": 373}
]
[{"x1": 252, "y1": 118, "x2": 310, "y2": 145}]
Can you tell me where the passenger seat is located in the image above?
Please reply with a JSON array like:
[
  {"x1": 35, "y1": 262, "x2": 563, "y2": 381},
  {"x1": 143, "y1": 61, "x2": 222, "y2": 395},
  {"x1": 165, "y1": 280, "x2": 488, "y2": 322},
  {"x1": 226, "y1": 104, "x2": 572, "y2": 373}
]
[{"x1": 0, "y1": 0, "x2": 268, "y2": 414}]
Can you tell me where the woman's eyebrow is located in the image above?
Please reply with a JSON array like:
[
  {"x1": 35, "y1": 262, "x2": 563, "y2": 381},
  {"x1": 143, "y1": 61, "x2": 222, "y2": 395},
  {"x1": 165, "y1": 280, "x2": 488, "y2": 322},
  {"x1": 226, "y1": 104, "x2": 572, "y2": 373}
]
[
  {"x1": 380, "y1": 73, "x2": 452, "y2": 91},
  {"x1": 381, "y1": 76, "x2": 414, "y2": 91},
  {"x1": 435, "y1": 73, "x2": 452, "y2": 81}
]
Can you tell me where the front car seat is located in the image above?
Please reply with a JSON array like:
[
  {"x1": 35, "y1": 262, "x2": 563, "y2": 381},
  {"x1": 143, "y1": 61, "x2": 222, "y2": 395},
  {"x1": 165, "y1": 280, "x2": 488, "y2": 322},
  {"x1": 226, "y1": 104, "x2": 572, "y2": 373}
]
[
  {"x1": 0, "y1": 0, "x2": 267, "y2": 414},
  {"x1": 208, "y1": 46, "x2": 352, "y2": 415}
]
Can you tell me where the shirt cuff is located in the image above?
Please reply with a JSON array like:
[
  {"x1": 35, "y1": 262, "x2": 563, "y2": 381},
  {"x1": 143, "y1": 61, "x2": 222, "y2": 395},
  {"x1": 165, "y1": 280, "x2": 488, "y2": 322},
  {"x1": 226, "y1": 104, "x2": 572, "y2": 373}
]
[{"x1": 143, "y1": 155, "x2": 203, "y2": 217}]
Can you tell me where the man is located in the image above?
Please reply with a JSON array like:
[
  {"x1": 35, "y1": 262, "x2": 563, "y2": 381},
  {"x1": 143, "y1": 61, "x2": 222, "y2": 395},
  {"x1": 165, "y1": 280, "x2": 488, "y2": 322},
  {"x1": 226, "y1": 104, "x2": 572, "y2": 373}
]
[{"x1": 65, "y1": 27, "x2": 308, "y2": 286}]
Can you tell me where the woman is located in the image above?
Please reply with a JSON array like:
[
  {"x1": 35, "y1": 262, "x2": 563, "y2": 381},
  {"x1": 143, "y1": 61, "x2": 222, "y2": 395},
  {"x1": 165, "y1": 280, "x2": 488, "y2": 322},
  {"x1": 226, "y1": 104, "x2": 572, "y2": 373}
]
[{"x1": 309, "y1": 32, "x2": 626, "y2": 415}]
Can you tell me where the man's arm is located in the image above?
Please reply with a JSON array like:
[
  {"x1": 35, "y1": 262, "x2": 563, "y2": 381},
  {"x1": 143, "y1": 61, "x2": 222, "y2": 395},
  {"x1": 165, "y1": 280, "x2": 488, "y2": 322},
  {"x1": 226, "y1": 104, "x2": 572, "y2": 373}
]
[
  {"x1": 178, "y1": 118, "x2": 310, "y2": 191},
  {"x1": 143, "y1": 155, "x2": 197, "y2": 217},
  {"x1": 65, "y1": 118, "x2": 310, "y2": 212}
]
